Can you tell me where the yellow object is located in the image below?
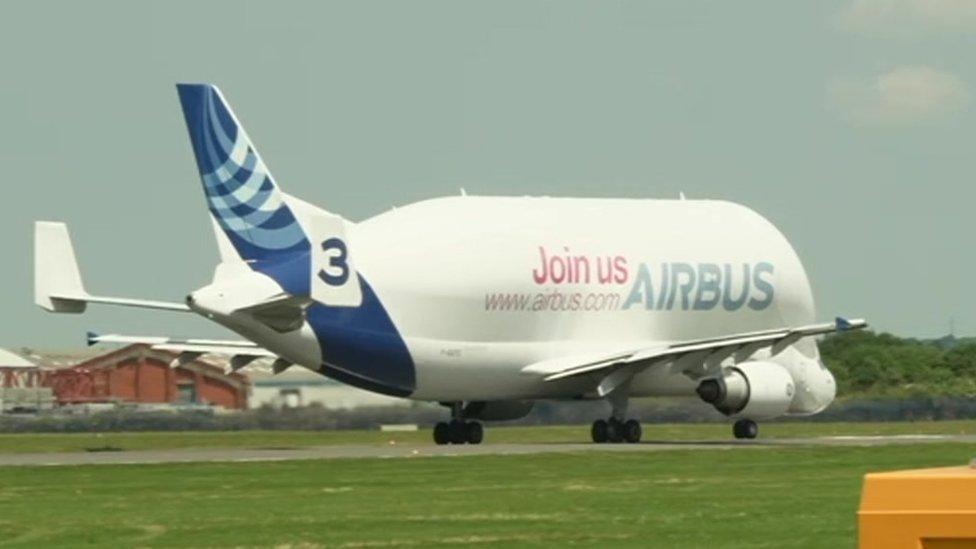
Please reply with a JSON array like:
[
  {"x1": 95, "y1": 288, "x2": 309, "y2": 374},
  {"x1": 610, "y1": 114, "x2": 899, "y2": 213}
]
[{"x1": 859, "y1": 463, "x2": 976, "y2": 548}]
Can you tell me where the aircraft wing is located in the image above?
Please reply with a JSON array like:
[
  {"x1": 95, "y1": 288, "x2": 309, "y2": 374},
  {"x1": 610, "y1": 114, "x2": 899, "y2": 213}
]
[
  {"x1": 87, "y1": 332, "x2": 291, "y2": 373},
  {"x1": 520, "y1": 317, "x2": 867, "y2": 396}
]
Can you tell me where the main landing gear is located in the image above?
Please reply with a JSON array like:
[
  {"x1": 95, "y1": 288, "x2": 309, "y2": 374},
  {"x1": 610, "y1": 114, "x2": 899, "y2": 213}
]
[
  {"x1": 592, "y1": 388, "x2": 641, "y2": 443},
  {"x1": 732, "y1": 419, "x2": 758, "y2": 439},
  {"x1": 591, "y1": 418, "x2": 642, "y2": 443},
  {"x1": 433, "y1": 419, "x2": 483, "y2": 445},
  {"x1": 433, "y1": 402, "x2": 484, "y2": 445}
]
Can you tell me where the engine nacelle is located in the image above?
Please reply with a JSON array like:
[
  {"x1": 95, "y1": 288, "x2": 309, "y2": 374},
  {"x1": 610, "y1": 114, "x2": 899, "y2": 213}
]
[
  {"x1": 695, "y1": 361, "x2": 795, "y2": 419},
  {"x1": 462, "y1": 400, "x2": 535, "y2": 421}
]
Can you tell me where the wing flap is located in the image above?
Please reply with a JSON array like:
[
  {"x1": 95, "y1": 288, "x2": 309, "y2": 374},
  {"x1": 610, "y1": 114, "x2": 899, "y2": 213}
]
[
  {"x1": 519, "y1": 350, "x2": 634, "y2": 377},
  {"x1": 526, "y1": 317, "x2": 867, "y2": 383}
]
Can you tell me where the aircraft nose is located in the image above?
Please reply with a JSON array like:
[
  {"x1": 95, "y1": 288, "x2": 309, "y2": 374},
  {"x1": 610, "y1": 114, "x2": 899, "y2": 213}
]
[
  {"x1": 809, "y1": 361, "x2": 837, "y2": 412},
  {"x1": 821, "y1": 363, "x2": 837, "y2": 403}
]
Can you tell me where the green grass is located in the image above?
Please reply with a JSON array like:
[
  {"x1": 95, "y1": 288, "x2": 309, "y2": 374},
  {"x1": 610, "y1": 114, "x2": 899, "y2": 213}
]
[
  {"x1": 0, "y1": 420, "x2": 975, "y2": 454},
  {"x1": 0, "y1": 443, "x2": 973, "y2": 547}
]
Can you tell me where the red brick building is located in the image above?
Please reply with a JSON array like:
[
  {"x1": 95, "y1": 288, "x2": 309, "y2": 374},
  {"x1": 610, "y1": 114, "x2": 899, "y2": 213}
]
[{"x1": 43, "y1": 344, "x2": 249, "y2": 409}]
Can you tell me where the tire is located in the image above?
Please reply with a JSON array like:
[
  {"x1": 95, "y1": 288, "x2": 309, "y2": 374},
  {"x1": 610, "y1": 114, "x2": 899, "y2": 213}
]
[
  {"x1": 607, "y1": 419, "x2": 624, "y2": 443},
  {"x1": 465, "y1": 421, "x2": 484, "y2": 444},
  {"x1": 733, "y1": 419, "x2": 758, "y2": 440},
  {"x1": 448, "y1": 419, "x2": 467, "y2": 444},
  {"x1": 433, "y1": 422, "x2": 451, "y2": 445},
  {"x1": 591, "y1": 419, "x2": 609, "y2": 443},
  {"x1": 623, "y1": 419, "x2": 642, "y2": 443}
]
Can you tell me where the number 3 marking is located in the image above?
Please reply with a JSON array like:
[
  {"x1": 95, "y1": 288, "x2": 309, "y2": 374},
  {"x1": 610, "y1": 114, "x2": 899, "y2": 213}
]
[{"x1": 318, "y1": 238, "x2": 350, "y2": 286}]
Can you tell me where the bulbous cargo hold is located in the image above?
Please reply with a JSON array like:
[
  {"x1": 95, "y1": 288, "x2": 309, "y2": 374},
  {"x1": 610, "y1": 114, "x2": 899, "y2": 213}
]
[
  {"x1": 348, "y1": 195, "x2": 833, "y2": 430},
  {"x1": 354, "y1": 195, "x2": 816, "y2": 350}
]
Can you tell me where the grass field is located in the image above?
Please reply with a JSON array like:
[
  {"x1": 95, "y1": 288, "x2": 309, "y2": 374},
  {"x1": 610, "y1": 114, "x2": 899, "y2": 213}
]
[
  {"x1": 0, "y1": 443, "x2": 973, "y2": 547},
  {"x1": 0, "y1": 423, "x2": 973, "y2": 548},
  {"x1": 1, "y1": 420, "x2": 976, "y2": 454}
]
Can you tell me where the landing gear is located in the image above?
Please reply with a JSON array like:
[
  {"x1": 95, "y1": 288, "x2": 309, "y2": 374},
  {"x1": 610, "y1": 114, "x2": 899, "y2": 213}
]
[
  {"x1": 733, "y1": 419, "x2": 758, "y2": 439},
  {"x1": 591, "y1": 419, "x2": 608, "y2": 443},
  {"x1": 592, "y1": 388, "x2": 641, "y2": 444},
  {"x1": 433, "y1": 421, "x2": 451, "y2": 445},
  {"x1": 432, "y1": 402, "x2": 484, "y2": 445},
  {"x1": 622, "y1": 419, "x2": 642, "y2": 443},
  {"x1": 432, "y1": 419, "x2": 484, "y2": 445},
  {"x1": 465, "y1": 421, "x2": 484, "y2": 444},
  {"x1": 590, "y1": 418, "x2": 642, "y2": 444},
  {"x1": 448, "y1": 419, "x2": 467, "y2": 444}
]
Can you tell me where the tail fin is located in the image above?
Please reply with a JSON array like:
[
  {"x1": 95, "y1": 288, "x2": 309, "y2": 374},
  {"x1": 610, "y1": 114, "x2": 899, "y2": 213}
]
[
  {"x1": 34, "y1": 221, "x2": 87, "y2": 313},
  {"x1": 176, "y1": 84, "x2": 309, "y2": 262}
]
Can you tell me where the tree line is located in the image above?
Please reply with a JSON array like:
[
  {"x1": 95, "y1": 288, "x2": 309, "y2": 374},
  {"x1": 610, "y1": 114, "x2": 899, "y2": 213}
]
[{"x1": 820, "y1": 330, "x2": 976, "y2": 398}]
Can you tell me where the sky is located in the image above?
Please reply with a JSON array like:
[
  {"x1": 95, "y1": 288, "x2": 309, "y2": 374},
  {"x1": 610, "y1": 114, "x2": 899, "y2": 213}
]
[{"x1": 2, "y1": 0, "x2": 975, "y2": 348}]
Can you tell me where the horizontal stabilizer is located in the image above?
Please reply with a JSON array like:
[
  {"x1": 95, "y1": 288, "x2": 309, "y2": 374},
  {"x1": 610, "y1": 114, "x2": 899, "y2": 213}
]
[
  {"x1": 87, "y1": 332, "x2": 264, "y2": 349},
  {"x1": 34, "y1": 222, "x2": 190, "y2": 313},
  {"x1": 88, "y1": 332, "x2": 277, "y2": 373}
]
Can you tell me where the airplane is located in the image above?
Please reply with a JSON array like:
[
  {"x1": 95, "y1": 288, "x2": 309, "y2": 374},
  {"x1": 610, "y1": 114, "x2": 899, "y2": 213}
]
[{"x1": 34, "y1": 83, "x2": 866, "y2": 445}]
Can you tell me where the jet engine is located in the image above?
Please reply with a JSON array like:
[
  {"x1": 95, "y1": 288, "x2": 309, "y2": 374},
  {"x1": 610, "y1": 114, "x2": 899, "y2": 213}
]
[
  {"x1": 695, "y1": 361, "x2": 795, "y2": 419},
  {"x1": 462, "y1": 400, "x2": 535, "y2": 421}
]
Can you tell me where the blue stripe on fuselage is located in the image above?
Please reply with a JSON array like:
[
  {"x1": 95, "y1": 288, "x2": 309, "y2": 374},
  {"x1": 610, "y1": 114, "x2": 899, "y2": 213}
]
[
  {"x1": 253, "y1": 252, "x2": 415, "y2": 397},
  {"x1": 306, "y1": 275, "x2": 416, "y2": 397}
]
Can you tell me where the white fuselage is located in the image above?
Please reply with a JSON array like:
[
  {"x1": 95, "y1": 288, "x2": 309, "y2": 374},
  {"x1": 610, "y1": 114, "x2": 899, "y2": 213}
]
[{"x1": 195, "y1": 195, "x2": 834, "y2": 415}]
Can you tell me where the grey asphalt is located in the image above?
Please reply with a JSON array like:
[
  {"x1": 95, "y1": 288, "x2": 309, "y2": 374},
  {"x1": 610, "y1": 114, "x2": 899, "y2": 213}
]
[{"x1": 1, "y1": 434, "x2": 974, "y2": 467}]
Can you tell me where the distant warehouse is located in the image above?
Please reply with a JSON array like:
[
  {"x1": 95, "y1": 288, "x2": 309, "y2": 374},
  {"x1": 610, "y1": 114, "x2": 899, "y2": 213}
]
[
  {"x1": 2, "y1": 344, "x2": 408, "y2": 413},
  {"x1": 40, "y1": 344, "x2": 249, "y2": 410}
]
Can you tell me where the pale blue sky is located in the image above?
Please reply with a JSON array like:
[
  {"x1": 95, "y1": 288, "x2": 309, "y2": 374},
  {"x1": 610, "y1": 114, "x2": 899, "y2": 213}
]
[{"x1": 2, "y1": 1, "x2": 975, "y2": 347}]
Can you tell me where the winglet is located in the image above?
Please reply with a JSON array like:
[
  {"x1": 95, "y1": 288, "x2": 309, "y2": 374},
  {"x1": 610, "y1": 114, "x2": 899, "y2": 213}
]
[
  {"x1": 86, "y1": 331, "x2": 98, "y2": 346},
  {"x1": 835, "y1": 317, "x2": 867, "y2": 331},
  {"x1": 34, "y1": 221, "x2": 88, "y2": 313}
]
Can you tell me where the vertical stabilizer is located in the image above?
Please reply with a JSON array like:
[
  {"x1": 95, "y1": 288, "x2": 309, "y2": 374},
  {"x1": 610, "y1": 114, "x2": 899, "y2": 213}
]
[
  {"x1": 34, "y1": 221, "x2": 87, "y2": 313},
  {"x1": 176, "y1": 84, "x2": 310, "y2": 262}
]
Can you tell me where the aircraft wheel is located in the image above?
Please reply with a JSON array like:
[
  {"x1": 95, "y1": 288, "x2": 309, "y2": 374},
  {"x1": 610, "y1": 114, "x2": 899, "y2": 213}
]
[
  {"x1": 623, "y1": 419, "x2": 642, "y2": 443},
  {"x1": 448, "y1": 419, "x2": 468, "y2": 444},
  {"x1": 733, "y1": 419, "x2": 758, "y2": 440},
  {"x1": 465, "y1": 421, "x2": 484, "y2": 444},
  {"x1": 607, "y1": 419, "x2": 624, "y2": 443},
  {"x1": 433, "y1": 422, "x2": 451, "y2": 445},
  {"x1": 591, "y1": 419, "x2": 609, "y2": 443}
]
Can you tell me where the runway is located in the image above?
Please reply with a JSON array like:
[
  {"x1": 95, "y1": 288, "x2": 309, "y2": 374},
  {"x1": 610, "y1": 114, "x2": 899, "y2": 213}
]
[{"x1": 1, "y1": 433, "x2": 974, "y2": 467}]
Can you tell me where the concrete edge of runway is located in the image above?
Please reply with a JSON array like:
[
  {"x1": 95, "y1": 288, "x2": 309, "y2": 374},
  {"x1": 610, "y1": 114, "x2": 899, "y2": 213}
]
[{"x1": 1, "y1": 433, "x2": 974, "y2": 467}]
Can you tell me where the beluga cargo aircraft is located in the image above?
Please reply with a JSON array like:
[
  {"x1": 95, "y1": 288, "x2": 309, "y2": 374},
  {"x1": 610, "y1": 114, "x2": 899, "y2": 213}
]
[{"x1": 34, "y1": 84, "x2": 866, "y2": 444}]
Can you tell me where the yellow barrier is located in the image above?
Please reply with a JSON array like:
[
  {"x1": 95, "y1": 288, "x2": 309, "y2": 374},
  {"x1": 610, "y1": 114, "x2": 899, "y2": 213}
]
[{"x1": 859, "y1": 463, "x2": 976, "y2": 548}]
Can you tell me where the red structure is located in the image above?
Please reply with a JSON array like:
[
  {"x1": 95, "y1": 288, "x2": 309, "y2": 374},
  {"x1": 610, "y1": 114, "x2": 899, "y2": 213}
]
[
  {"x1": 1, "y1": 367, "x2": 41, "y2": 389},
  {"x1": 43, "y1": 344, "x2": 249, "y2": 409}
]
